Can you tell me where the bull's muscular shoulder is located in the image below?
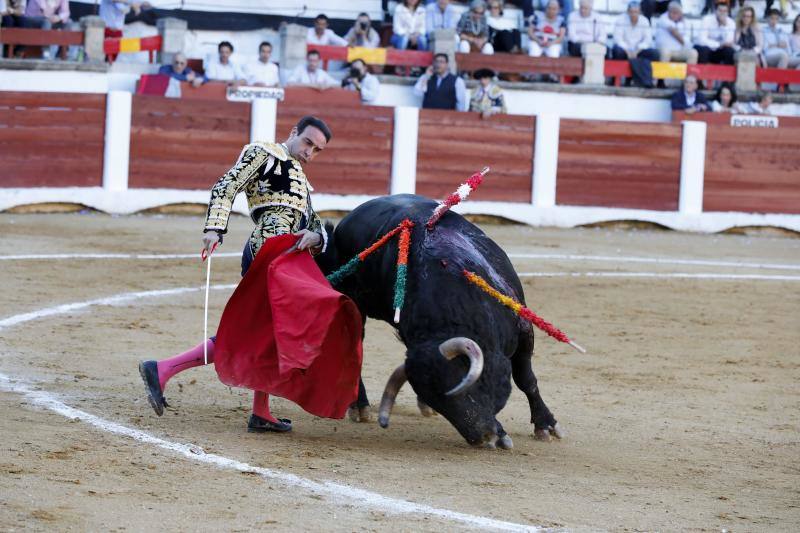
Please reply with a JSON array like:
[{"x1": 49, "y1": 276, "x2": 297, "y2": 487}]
[{"x1": 244, "y1": 141, "x2": 289, "y2": 162}]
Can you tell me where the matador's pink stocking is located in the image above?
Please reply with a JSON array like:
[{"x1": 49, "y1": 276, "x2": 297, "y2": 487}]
[
  {"x1": 252, "y1": 390, "x2": 280, "y2": 424},
  {"x1": 156, "y1": 339, "x2": 215, "y2": 390}
]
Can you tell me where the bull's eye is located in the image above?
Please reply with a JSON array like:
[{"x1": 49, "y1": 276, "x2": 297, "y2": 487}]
[{"x1": 440, "y1": 259, "x2": 448, "y2": 268}]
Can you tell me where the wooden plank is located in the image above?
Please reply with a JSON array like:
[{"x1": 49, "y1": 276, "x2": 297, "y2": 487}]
[
  {"x1": 0, "y1": 110, "x2": 106, "y2": 129},
  {"x1": 0, "y1": 92, "x2": 105, "y2": 109},
  {"x1": 0, "y1": 158, "x2": 102, "y2": 187},
  {"x1": 557, "y1": 119, "x2": 680, "y2": 211},
  {"x1": 0, "y1": 28, "x2": 83, "y2": 46}
]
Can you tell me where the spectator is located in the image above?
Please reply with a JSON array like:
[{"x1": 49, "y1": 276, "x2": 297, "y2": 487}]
[
  {"x1": 413, "y1": 52, "x2": 467, "y2": 111},
  {"x1": 344, "y1": 12, "x2": 380, "y2": 48},
  {"x1": 341, "y1": 58, "x2": 380, "y2": 103},
  {"x1": 24, "y1": 0, "x2": 75, "y2": 59},
  {"x1": 457, "y1": 0, "x2": 494, "y2": 54},
  {"x1": 694, "y1": 2, "x2": 735, "y2": 65},
  {"x1": 763, "y1": 0, "x2": 797, "y2": 19},
  {"x1": 243, "y1": 41, "x2": 280, "y2": 87},
  {"x1": 528, "y1": 0, "x2": 566, "y2": 58},
  {"x1": 734, "y1": 6, "x2": 763, "y2": 58},
  {"x1": 641, "y1": 0, "x2": 670, "y2": 20},
  {"x1": 612, "y1": 1, "x2": 659, "y2": 61},
  {"x1": 287, "y1": 49, "x2": 337, "y2": 89},
  {"x1": 740, "y1": 91, "x2": 774, "y2": 114},
  {"x1": 710, "y1": 82, "x2": 739, "y2": 112},
  {"x1": 426, "y1": 0, "x2": 459, "y2": 41},
  {"x1": 205, "y1": 41, "x2": 246, "y2": 85},
  {"x1": 670, "y1": 74, "x2": 709, "y2": 113},
  {"x1": 762, "y1": 9, "x2": 790, "y2": 69},
  {"x1": 487, "y1": 0, "x2": 521, "y2": 53},
  {"x1": 158, "y1": 52, "x2": 206, "y2": 87},
  {"x1": 790, "y1": 15, "x2": 800, "y2": 68},
  {"x1": 566, "y1": 0, "x2": 605, "y2": 58},
  {"x1": 308, "y1": 13, "x2": 347, "y2": 47},
  {"x1": 1, "y1": 1, "x2": 48, "y2": 58},
  {"x1": 392, "y1": 0, "x2": 428, "y2": 51},
  {"x1": 469, "y1": 68, "x2": 507, "y2": 118},
  {"x1": 99, "y1": 0, "x2": 146, "y2": 38},
  {"x1": 655, "y1": 2, "x2": 698, "y2": 64},
  {"x1": 519, "y1": 0, "x2": 572, "y2": 19}
]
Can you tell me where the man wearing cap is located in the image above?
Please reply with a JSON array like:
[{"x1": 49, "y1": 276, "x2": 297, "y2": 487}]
[{"x1": 469, "y1": 68, "x2": 506, "y2": 119}]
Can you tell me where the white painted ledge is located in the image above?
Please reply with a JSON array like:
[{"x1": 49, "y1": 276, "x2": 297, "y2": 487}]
[{"x1": 1, "y1": 188, "x2": 799, "y2": 234}]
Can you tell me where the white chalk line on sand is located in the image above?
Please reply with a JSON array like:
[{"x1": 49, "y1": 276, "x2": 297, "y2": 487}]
[
  {"x1": 0, "y1": 286, "x2": 539, "y2": 533},
  {"x1": 2, "y1": 251, "x2": 799, "y2": 272},
  {"x1": 508, "y1": 253, "x2": 800, "y2": 271},
  {"x1": 518, "y1": 272, "x2": 800, "y2": 281}
]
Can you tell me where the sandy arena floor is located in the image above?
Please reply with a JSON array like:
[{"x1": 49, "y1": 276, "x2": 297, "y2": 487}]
[{"x1": 0, "y1": 212, "x2": 798, "y2": 532}]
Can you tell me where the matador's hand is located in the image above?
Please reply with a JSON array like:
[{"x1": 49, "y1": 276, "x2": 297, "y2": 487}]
[
  {"x1": 294, "y1": 229, "x2": 322, "y2": 251},
  {"x1": 202, "y1": 231, "x2": 220, "y2": 253}
]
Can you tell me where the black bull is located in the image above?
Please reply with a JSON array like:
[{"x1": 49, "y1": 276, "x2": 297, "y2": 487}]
[{"x1": 317, "y1": 194, "x2": 563, "y2": 449}]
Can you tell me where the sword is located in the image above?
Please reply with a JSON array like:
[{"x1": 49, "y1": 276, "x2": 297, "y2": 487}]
[{"x1": 201, "y1": 242, "x2": 218, "y2": 365}]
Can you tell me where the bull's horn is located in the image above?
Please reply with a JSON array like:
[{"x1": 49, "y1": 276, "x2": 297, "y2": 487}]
[
  {"x1": 439, "y1": 337, "x2": 484, "y2": 397},
  {"x1": 377, "y1": 364, "x2": 407, "y2": 428}
]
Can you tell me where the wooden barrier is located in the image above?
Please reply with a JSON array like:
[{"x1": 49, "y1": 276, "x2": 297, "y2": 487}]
[
  {"x1": 276, "y1": 102, "x2": 393, "y2": 195},
  {"x1": 128, "y1": 95, "x2": 250, "y2": 189},
  {"x1": 672, "y1": 111, "x2": 800, "y2": 127},
  {"x1": 457, "y1": 52, "x2": 582, "y2": 81},
  {"x1": 755, "y1": 67, "x2": 800, "y2": 93},
  {"x1": 0, "y1": 28, "x2": 83, "y2": 58},
  {"x1": 557, "y1": 119, "x2": 682, "y2": 210},
  {"x1": 605, "y1": 60, "x2": 736, "y2": 86},
  {"x1": 0, "y1": 91, "x2": 105, "y2": 187},
  {"x1": 416, "y1": 110, "x2": 535, "y2": 202},
  {"x1": 703, "y1": 124, "x2": 800, "y2": 214}
]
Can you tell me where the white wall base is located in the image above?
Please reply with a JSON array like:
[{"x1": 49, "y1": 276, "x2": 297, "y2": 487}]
[{"x1": 2, "y1": 188, "x2": 798, "y2": 234}]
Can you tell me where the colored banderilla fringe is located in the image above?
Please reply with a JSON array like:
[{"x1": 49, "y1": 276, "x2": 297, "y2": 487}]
[
  {"x1": 392, "y1": 220, "x2": 413, "y2": 323},
  {"x1": 326, "y1": 219, "x2": 415, "y2": 324},
  {"x1": 426, "y1": 167, "x2": 490, "y2": 229},
  {"x1": 463, "y1": 270, "x2": 586, "y2": 354}
]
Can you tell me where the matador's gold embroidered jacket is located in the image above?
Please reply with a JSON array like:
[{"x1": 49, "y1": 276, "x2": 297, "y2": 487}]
[{"x1": 204, "y1": 142, "x2": 327, "y2": 256}]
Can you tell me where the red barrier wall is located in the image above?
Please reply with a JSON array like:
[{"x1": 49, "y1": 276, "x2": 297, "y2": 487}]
[
  {"x1": 128, "y1": 95, "x2": 250, "y2": 189},
  {"x1": 276, "y1": 100, "x2": 393, "y2": 195},
  {"x1": 704, "y1": 125, "x2": 800, "y2": 214},
  {"x1": 557, "y1": 119, "x2": 682, "y2": 211},
  {"x1": 416, "y1": 110, "x2": 535, "y2": 202},
  {"x1": 0, "y1": 92, "x2": 105, "y2": 187}
]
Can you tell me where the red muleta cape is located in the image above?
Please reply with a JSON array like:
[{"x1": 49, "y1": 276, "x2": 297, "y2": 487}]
[{"x1": 214, "y1": 234, "x2": 363, "y2": 419}]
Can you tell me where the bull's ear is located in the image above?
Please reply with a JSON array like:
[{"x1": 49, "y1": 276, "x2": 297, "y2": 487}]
[{"x1": 324, "y1": 220, "x2": 335, "y2": 236}]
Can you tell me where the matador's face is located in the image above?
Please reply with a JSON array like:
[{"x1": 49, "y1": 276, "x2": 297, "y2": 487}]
[{"x1": 286, "y1": 126, "x2": 328, "y2": 164}]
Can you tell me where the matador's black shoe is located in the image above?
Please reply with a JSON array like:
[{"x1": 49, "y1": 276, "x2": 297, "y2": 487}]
[
  {"x1": 247, "y1": 414, "x2": 292, "y2": 433},
  {"x1": 138, "y1": 360, "x2": 169, "y2": 416}
]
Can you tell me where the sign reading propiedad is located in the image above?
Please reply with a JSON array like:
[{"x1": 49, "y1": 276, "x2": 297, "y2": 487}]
[
  {"x1": 730, "y1": 114, "x2": 779, "y2": 128},
  {"x1": 226, "y1": 86, "x2": 285, "y2": 102}
]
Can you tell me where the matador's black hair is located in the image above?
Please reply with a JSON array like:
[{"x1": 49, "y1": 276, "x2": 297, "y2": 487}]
[{"x1": 296, "y1": 116, "x2": 333, "y2": 143}]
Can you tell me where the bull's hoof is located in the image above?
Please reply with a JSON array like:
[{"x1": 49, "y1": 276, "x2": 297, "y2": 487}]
[
  {"x1": 497, "y1": 434, "x2": 514, "y2": 449},
  {"x1": 417, "y1": 399, "x2": 437, "y2": 417},
  {"x1": 347, "y1": 405, "x2": 372, "y2": 423},
  {"x1": 534, "y1": 422, "x2": 566, "y2": 441}
]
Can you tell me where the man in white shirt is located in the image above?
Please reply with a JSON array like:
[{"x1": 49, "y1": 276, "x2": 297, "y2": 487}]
[
  {"x1": 693, "y1": 2, "x2": 735, "y2": 65},
  {"x1": 243, "y1": 41, "x2": 280, "y2": 87},
  {"x1": 612, "y1": 1, "x2": 658, "y2": 60},
  {"x1": 287, "y1": 49, "x2": 337, "y2": 89},
  {"x1": 654, "y1": 2, "x2": 698, "y2": 64},
  {"x1": 566, "y1": 0, "x2": 605, "y2": 57},
  {"x1": 341, "y1": 59, "x2": 380, "y2": 104},
  {"x1": 762, "y1": 9, "x2": 790, "y2": 69},
  {"x1": 205, "y1": 41, "x2": 246, "y2": 85},
  {"x1": 307, "y1": 13, "x2": 347, "y2": 46},
  {"x1": 413, "y1": 53, "x2": 467, "y2": 111}
]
